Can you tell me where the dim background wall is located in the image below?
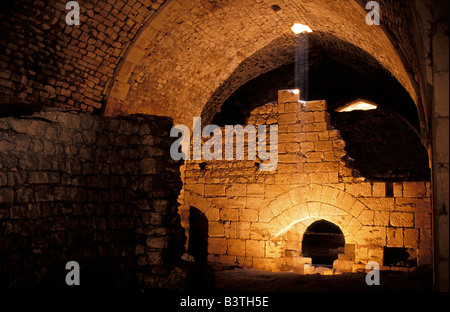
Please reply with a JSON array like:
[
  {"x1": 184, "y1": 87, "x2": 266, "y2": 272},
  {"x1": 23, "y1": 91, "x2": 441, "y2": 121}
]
[{"x1": 0, "y1": 109, "x2": 185, "y2": 291}]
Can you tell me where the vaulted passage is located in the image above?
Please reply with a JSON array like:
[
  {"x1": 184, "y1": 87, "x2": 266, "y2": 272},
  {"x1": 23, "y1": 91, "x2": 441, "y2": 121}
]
[{"x1": 302, "y1": 220, "x2": 345, "y2": 266}]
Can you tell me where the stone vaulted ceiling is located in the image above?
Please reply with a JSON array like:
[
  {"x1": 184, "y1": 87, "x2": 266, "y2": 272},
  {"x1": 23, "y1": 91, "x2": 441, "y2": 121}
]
[{"x1": 104, "y1": 0, "x2": 418, "y2": 127}]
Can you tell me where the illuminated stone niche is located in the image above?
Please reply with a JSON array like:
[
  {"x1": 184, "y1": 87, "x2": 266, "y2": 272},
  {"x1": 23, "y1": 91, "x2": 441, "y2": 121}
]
[{"x1": 179, "y1": 90, "x2": 432, "y2": 274}]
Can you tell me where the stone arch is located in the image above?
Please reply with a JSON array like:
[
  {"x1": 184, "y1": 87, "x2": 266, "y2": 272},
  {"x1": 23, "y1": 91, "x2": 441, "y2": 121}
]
[
  {"x1": 262, "y1": 184, "x2": 370, "y2": 245},
  {"x1": 103, "y1": 0, "x2": 176, "y2": 115},
  {"x1": 299, "y1": 219, "x2": 346, "y2": 265},
  {"x1": 103, "y1": 0, "x2": 420, "y2": 130}
]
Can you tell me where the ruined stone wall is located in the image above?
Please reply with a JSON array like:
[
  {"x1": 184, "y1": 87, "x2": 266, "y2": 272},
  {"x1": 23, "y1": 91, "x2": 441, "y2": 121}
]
[
  {"x1": 180, "y1": 90, "x2": 433, "y2": 273},
  {"x1": 0, "y1": 109, "x2": 185, "y2": 290}
]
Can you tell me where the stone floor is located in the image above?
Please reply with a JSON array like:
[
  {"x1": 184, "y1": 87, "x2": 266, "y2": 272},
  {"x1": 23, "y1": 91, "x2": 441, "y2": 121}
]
[{"x1": 213, "y1": 265, "x2": 433, "y2": 292}]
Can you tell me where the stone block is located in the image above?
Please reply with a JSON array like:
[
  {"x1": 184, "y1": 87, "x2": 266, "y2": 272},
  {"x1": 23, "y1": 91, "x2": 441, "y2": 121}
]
[
  {"x1": 226, "y1": 184, "x2": 246, "y2": 197},
  {"x1": 278, "y1": 89, "x2": 300, "y2": 104},
  {"x1": 147, "y1": 251, "x2": 164, "y2": 266},
  {"x1": 246, "y1": 240, "x2": 265, "y2": 258},
  {"x1": 303, "y1": 264, "x2": 316, "y2": 275},
  {"x1": 304, "y1": 162, "x2": 338, "y2": 173},
  {"x1": 153, "y1": 199, "x2": 170, "y2": 212},
  {"x1": 338, "y1": 254, "x2": 354, "y2": 262},
  {"x1": 205, "y1": 184, "x2": 226, "y2": 196},
  {"x1": 359, "y1": 209, "x2": 374, "y2": 225},
  {"x1": 394, "y1": 183, "x2": 403, "y2": 197},
  {"x1": 236, "y1": 222, "x2": 251, "y2": 239},
  {"x1": 292, "y1": 257, "x2": 312, "y2": 269},
  {"x1": 279, "y1": 133, "x2": 297, "y2": 143},
  {"x1": 208, "y1": 221, "x2": 225, "y2": 237},
  {"x1": 417, "y1": 249, "x2": 433, "y2": 267},
  {"x1": 395, "y1": 198, "x2": 419, "y2": 211},
  {"x1": 348, "y1": 200, "x2": 367, "y2": 218},
  {"x1": 205, "y1": 208, "x2": 220, "y2": 222},
  {"x1": 219, "y1": 208, "x2": 239, "y2": 221},
  {"x1": 390, "y1": 212, "x2": 414, "y2": 227},
  {"x1": 346, "y1": 183, "x2": 373, "y2": 197},
  {"x1": 258, "y1": 208, "x2": 274, "y2": 223},
  {"x1": 403, "y1": 228, "x2": 419, "y2": 248},
  {"x1": 359, "y1": 226, "x2": 387, "y2": 246},
  {"x1": 283, "y1": 102, "x2": 302, "y2": 113},
  {"x1": 387, "y1": 227, "x2": 403, "y2": 247},
  {"x1": 415, "y1": 212, "x2": 432, "y2": 229},
  {"x1": 227, "y1": 239, "x2": 246, "y2": 256},
  {"x1": 333, "y1": 259, "x2": 353, "y2": 273},
  {"x1": 146, "y1": 237, "x2": 168, "y2": 249},
  {"x1": 306, "y1": 132, "x2": 319, "y2": 142},
  {"x1": 278, "y1": 113, "x2": 298, "y2": 125},
  {"x1": 279, "y1": 142, "x2": 300, "y2": 153},
  {"x1": 374, "y1": 210, "x2": 390, "y2": 226},
  {"x1": 419, "y1": 229, "x2": 433, "y2": 250},
  {"x1": 344, "y1": 244, "x2": 356, "y2": 257},
  {"x1": 417, "y1": 198, "x2": 432, "y2": 212},
  {"x1": 360, "y1": 198, "x2": 395, "y2": 211},
  {"x1": 305, "y1": 151, "x2": 324, "y2": 162},
  {"x1": 309, "y1": 172, "x2": 330, "y2": 184},
  {"x1": 247, "y1": 184, "x2": 263, "y2": 196},
  {"x1": 267, "y1": 200, "x2": 283, "y2": 217},
  {"x1": 227, "y1": 197, "x2": 246, "y2": 209},
  {"x1": 140, "y1": 158, "x2": 158, "y2": 174},
  {"x1": 368, "y1": 247, "x2": 384, "y2": 263},
  {"x1": 208, "y1": 238, "x2": 227, "y2": 255},
  {"x1": 249, "y1": 223, "x2": 271, "y2": 240},
  {"x1": 302, "y1": 122, "x2": 327, "y2": 132},
  {"x1": 372, "y1": 183, "x2": 386, "y2": 197},
  {"x1": 35, "y1": 185, "x2": 54, "y2": 202},
  {"x1": 239, "y1": 209, "x2": 258, "y2": 222},
  {"x1": 252, "y1": 258, "x2": 278, "y2": 272},
  {"x1": 304, "y1": 100, "x2": 327, "y2": 112},
  {"x1": 265, "y1": 241, "x2": 283, "y2": 258},
  {"x1": 403, "y1": 182, "x2": 427, "y2": 198},
  {"x1": 299, "y1": 141, "x2": 315, "y2": 154},
  {"x1": 0, "y1": 172, "x2": 7, "y2": 187}
]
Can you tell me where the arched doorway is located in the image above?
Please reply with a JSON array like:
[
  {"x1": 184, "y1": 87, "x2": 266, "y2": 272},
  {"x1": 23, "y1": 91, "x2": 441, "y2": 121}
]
[
  {"x1": 188, "y1": 207, "x2": 208, "y2": 263},
  {"x1": 302, "y1": 220, "x2": 345, "y2": 266}
]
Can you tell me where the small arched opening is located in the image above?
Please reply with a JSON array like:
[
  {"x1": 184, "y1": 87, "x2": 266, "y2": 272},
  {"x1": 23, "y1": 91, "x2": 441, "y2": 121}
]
[{"x1": 302, "y1": 220, "x2": 345, "y2": 266}]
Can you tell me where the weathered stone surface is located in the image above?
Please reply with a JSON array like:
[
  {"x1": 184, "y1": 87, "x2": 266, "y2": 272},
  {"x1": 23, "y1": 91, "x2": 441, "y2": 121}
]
[{"x1": 0, "y1": 109, "x2": 185, "y2": 291}]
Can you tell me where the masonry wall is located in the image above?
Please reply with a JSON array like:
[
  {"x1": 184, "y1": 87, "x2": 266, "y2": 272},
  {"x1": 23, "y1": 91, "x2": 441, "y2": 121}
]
[
  {"x1": 180, "y1": 90, "x2": 433, "y2": 273},
  {"x1": 0, "y1": 109, "x2": 185, "y2": 291}
]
